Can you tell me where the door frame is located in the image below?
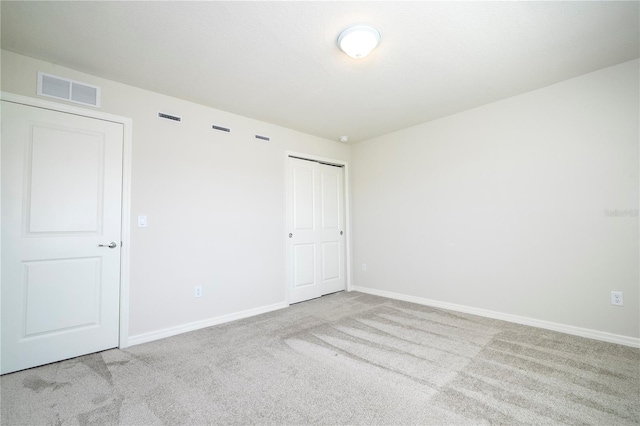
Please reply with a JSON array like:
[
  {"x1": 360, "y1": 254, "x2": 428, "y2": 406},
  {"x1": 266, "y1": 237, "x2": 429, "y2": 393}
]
[
  {"x1": 284, "y1": 151, "x2": 352, "y2": 305},
  {"x1": 1, "y1": 91, "x2": 133, "y2": 349}
]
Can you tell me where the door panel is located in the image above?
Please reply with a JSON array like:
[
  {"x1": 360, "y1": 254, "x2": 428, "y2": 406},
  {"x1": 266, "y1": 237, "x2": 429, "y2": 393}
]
[
  {"x1": 293, "y1": 167, "x2": 315, "y2": 230},
  {"x1": 318, "y1": 164, "x2": 345, "y2": 295},
  {"x1": 1, "y1": 101, "x2": 123, "y2": 374},
  {"x1": 321, "y1": 172, "x2": 339, "y2": 229},
  {"x1": 321, "y1": 242, "x2": 340, "y2": 281},
  {"x1": 288, "y1": 157, "x2": 345, "y2": 304},
  {"x1": 289, "y1": 158, "x2": 320, "y2": 303},
  {"x1": 28, "y1": 125, "x2": 104, "y2": 233},
  {"x1": 23, "y1": 257, "x2": 101, "y2": 336},
  {"x1": 294, "y1": 244, "x2": 316, "y2": 287}
]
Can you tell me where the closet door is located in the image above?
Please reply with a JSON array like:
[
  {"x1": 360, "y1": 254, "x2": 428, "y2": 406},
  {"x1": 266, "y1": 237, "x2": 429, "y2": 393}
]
[
  {"x1": 287, "y1": 157, "x2": 345, "y2": 304},
  {"x1": 318, "y1": 163, "x2": 346, "y2": 296}
]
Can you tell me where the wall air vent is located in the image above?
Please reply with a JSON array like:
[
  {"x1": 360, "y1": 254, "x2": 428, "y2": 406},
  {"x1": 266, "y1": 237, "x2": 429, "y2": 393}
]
[
  {"x1": 157, "y1": 112, "x2": 182, "y2": 122},
  {"x1": 212, "y1": 125, "x2": 231, "y2": 133},
  {"x1": 37, "y1": 72, "x2": 101, "y2": 107},
  {"x1": 255, "y1": 134, "x2": 270, "y2": 141}
]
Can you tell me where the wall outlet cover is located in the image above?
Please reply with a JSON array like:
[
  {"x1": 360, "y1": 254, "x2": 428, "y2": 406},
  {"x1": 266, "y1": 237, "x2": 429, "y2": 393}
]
[{"x1": 611, "y1": 291, "x2": 623, "y2": 306}]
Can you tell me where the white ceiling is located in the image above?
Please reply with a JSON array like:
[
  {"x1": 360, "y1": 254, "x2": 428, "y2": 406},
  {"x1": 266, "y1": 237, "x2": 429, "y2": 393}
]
[{"x1": 2, "y1": 1, "x2": 638, "y2": 143}]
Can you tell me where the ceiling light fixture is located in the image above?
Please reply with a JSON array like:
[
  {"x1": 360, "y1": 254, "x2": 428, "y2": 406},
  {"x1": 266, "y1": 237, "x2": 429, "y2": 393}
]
[{"x1": 337, "y1": 25, "x2": 381, "y2": 59}]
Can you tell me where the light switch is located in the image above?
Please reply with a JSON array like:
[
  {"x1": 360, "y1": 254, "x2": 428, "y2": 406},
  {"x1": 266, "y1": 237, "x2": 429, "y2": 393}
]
[{"x1": 138, "y1": 215, "x2": 148, "y2": 228}]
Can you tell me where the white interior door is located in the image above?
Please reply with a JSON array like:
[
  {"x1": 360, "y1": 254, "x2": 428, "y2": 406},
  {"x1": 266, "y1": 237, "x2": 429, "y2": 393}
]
[
  {"x1": 287, "y1": 157, "x2": 345, "y2": 304},
  {"x1": 318, "y1": 163, "x2": 346, "y2": 296},
  {"x1": 1, "y1": 101, "x2": 124, "y2": 375}
]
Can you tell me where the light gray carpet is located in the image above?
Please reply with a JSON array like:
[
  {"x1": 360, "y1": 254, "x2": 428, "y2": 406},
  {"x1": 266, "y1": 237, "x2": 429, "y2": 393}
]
[{"x1": 1, "y1": 291, "x2": 638, "y2": 425}]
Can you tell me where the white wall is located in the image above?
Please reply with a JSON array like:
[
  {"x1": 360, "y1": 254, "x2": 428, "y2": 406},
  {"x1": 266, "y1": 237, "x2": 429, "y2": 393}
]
[
  {"x1": 3, "y1": 49, "x2": 638, "y2": 346},
  {"x1": 352, "y1": 60, "x2": 639, "y2": 341},
  {"x1": 1, "y1": 50, "x2": 351, "y2": 341}
]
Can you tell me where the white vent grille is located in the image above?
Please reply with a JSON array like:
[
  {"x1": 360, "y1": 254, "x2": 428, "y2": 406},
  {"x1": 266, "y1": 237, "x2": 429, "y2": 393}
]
[{"x1": 37, "y1": 72, "x2": 101, "y2": 107}]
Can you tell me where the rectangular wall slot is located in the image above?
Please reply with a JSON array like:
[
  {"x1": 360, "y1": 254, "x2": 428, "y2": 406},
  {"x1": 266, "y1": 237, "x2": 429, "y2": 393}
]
[
  {"x1": 157, "y1": 112, "x2": 182, "y2": 122},
  {"x1": 255, "y1": 134, "x2": 270, "y2": 141},
  {"x1": 212, "y1": 125, "x2": 231, "y2": 133}
]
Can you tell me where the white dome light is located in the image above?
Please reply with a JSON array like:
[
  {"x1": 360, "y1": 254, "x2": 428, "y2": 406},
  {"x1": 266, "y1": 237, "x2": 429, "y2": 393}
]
[{"x1": 337, "y1": 25, "x2": 381, "y2": 59}]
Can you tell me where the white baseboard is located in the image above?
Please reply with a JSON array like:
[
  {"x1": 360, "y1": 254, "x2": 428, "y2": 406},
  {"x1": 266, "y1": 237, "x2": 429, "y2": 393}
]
[
  {"x1": 351, "y1": 286, "x2": 640, "y2": 348},
  {"x1": 126, "y1": 301, "x2": 289, "y2": 347}
]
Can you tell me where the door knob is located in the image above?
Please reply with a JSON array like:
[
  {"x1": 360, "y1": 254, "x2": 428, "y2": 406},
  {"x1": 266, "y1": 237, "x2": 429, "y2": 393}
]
[
  {"x1": 98, "y1": 242, "x2": 117, "y2": 249},
  {"x1": 289, "y1": 233, "x2": 293, "y2": 238},
  {"x1": 340, "y1": 231, "x2": 343, "y2": 235}
]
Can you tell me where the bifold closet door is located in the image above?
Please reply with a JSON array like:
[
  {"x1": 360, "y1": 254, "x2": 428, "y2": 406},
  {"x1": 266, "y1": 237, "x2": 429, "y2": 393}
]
[{"x1": 287, "y1": 157, "x2": 345, "y2": 304}]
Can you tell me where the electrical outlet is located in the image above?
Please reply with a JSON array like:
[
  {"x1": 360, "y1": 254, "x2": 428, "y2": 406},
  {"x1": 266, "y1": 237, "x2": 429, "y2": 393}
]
[
  {"x1": 362, "y1": 263, "x2": 367, "y2": 272},
  {"x1": 611, "y1": 291, "x2": 623, "y2": 306},
  {"x1": 195, "y1": 286, "x2": 202, "y2": 298}
]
